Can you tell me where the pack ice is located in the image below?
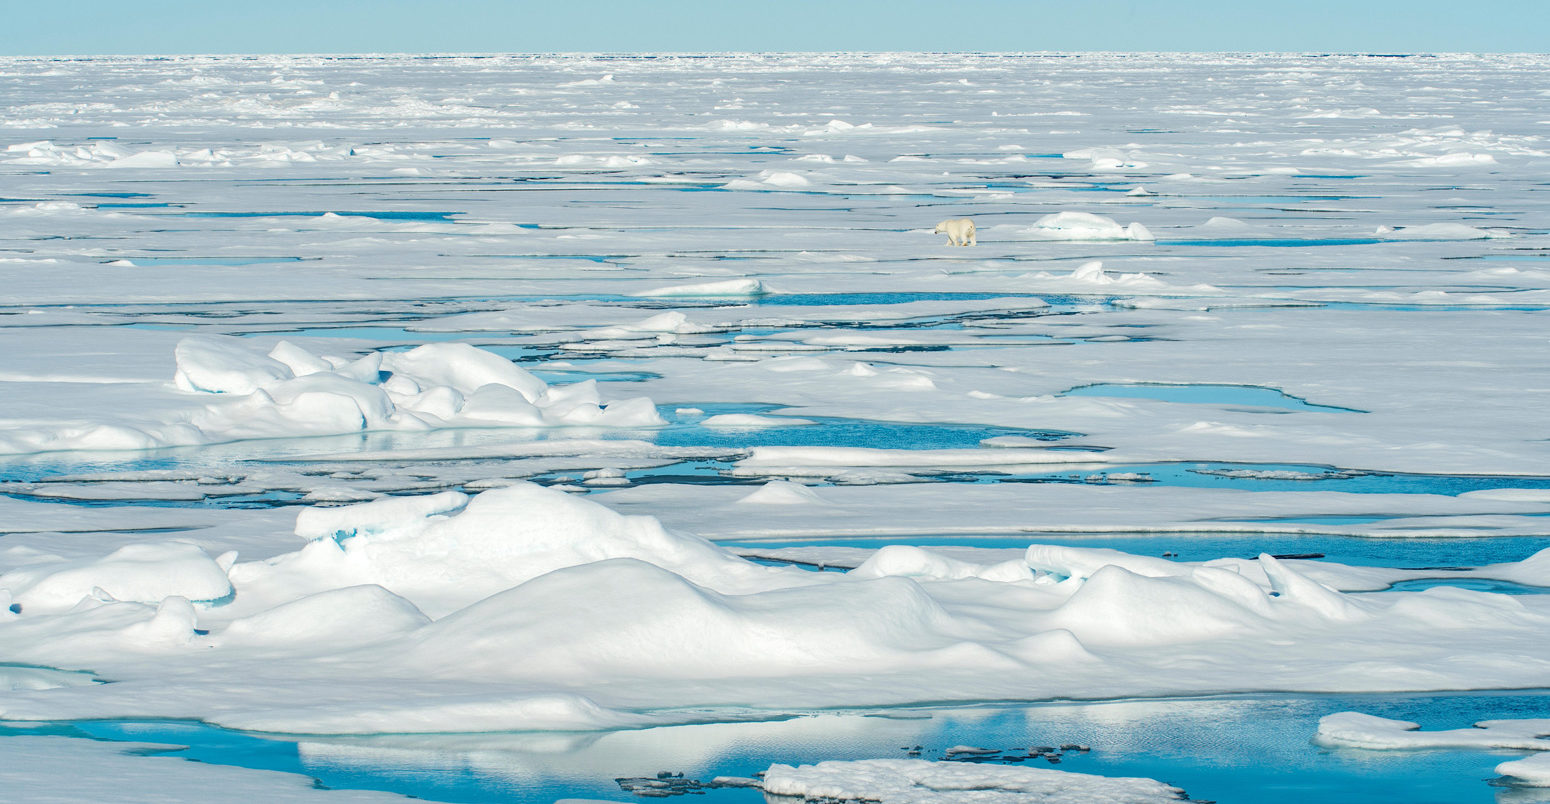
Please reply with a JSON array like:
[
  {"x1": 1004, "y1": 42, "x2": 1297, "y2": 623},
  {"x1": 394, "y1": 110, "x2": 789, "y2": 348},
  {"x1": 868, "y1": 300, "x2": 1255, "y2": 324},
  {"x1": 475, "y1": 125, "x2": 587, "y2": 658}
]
[{"x1": 3, "y1": 483, "x2": 1550, "y2": 736}]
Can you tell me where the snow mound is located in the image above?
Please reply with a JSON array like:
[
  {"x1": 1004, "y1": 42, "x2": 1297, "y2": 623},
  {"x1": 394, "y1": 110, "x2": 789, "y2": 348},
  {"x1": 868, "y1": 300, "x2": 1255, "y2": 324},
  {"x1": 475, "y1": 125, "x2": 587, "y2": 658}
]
[
  {"x1": 761, "y1": 759, "x2": 1184, "y2": 803},
  {"x1": 0, "y1": 543, "x2": 232, "y2": 614},
  {"x1": 634, "y1": 278, "x2": 765, "y2": 298},
  {"x1": 144, "y1": 337, "x2": 666, "y2": 451},
  {"x1": 1015, "y1": 261, "x2": 1220, "y2": 295},
  {"x1": 852, "y1": 545, "x2": 1034, "y2": 583},
  {"x1": 295, "y1": 491, "x2": 469, "y2": 542},
  {"x1": 736, "y1": 480, "x2": 829, "y2": 505},
  {"x1": 240, "y1": 482, "x2": 760, "y2": 616},
  {"x1": 398, "y1": 558, "x2": 996, "y2": 683},
  {"x1": 174, "y1": 337, "x2": 294, "y2": 395},
  {"x1": 1066, "y1": 260, "x2": 1167, "y2": 288},
  {"x1": 723, "y1": 170, "x2": 812, "y2": 189},
  {"x1": 1064, "y1": 147, "x2": 1150, "y2": 171},
  {"x1": 218, "y1": 585, "x2": 430, "y2": 649},
  {"x1": 1026, "y1": 544, "x2": 1186, "y2": 581},
  {"x1": 587, "y1": 311, "x2": 711, "y2": 339},
  {"x1": 1025, "y1": 212, "x2": 1153, "y2": 241},
  {"x1": 1395, "y1": 152, "x2": 1497, "y2": 167}
]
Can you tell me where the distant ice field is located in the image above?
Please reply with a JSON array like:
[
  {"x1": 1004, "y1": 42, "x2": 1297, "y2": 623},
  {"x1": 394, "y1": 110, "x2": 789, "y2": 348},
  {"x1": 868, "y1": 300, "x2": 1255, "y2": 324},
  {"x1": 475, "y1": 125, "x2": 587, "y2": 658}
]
[{"x1": 2, "y1": 52, "x2": 1549, "y2": 802}]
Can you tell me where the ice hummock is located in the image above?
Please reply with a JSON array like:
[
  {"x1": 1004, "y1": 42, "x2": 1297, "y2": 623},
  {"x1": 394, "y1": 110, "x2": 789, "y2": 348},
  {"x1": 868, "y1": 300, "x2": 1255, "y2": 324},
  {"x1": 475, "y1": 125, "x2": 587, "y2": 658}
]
[
  {"x1": 4, "y1": 485, "x2": 1550, "y2": 734},
  {"x1": 0, "y1": 337, "x2": 665, "y2": 455},
  {"x1": 1017, "y1": 212, "x2": 1154, "y2": 242}
]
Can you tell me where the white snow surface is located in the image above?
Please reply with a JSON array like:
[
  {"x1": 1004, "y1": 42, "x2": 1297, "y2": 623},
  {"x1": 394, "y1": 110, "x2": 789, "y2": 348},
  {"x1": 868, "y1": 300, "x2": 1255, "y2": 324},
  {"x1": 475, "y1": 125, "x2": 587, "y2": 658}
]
[
  {"x1": 761, "y1": 758, "x2": 1184, "y2": 803},
  {"x1": 1, "y1": 51, "x2": 1550, "y2": 758},
  {"x1": 3, "y1": 485, "x2": 1550, "y2": 734},
  {"x1": 1315, "y1": 712, "x2": 1550, "y2": 750},
  {"x1": 1498, "y1": 753, "x2": 1550, "y2": 787},
  {"x1": 0, "y1": 735, "x2": 434, "y2": 802}
]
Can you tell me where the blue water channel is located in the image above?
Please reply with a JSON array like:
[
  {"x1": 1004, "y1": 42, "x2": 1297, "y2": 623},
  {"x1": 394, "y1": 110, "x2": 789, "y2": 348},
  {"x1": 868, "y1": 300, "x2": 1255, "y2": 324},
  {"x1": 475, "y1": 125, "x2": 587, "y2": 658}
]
[
  {"x1": 5, "y1": 402, "x2": 1550, "y2": 506},
  {"x1": 6, "y1": 690, "x2": 1547, "y2": 804},
  {"x1": 1062, "y1": 382, "x2": 1364, "y2": 412},
  {"x1": 656, "y1": 404, "x2": 1071, "y2": 450},
  {"x1": 726, "y1": 532, "x2": 1550, "y2": 570},
  {"x1": 177, "y1": 210, "x2": 461, "y2": 222}
]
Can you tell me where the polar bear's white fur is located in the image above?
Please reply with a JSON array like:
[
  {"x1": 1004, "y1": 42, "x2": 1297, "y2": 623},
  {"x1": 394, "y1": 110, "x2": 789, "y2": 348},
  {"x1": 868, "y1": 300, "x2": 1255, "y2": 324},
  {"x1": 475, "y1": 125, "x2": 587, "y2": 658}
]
[{"x1": 934, "y1": 217, "x2": 976, "y2": 246}]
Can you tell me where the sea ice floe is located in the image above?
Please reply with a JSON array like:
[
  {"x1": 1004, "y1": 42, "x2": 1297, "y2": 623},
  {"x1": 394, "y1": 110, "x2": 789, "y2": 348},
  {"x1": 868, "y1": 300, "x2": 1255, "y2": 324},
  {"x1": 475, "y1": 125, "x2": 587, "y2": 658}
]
[
  {"x1": 1315, "y1": 712, "x2": 1550, "y2": 751},
  {"x1": 1, "y1": 736, "x2": 422, "y2": 802},
  {"x1": 760, "y1": 758, "x2": 1184, "y2": 803},
  {"x1": 1498, "y1": 753, "x2": 1550, "y2": 787}
]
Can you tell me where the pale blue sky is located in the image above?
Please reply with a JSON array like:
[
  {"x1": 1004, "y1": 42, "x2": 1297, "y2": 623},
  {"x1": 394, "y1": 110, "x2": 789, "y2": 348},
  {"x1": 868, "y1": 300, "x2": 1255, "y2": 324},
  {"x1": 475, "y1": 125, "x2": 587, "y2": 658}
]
[{"x1": 4, "y1": 0, "x2": 1546, "y2": 55}]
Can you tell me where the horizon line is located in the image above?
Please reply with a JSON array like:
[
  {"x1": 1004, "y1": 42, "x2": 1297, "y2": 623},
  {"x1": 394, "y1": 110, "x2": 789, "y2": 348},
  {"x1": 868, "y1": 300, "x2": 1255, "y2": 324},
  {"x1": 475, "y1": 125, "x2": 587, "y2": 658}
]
[{"x1": 5, "y1": 49, "x2": 1548, "y2": 59}]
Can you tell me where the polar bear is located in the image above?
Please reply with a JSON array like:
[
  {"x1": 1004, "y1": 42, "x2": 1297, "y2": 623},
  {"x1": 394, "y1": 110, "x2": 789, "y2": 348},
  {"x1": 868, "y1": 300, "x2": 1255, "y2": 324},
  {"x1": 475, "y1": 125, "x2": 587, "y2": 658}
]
[{"x1": 934, "y1": 217, "x2": 976, "y2": 246}]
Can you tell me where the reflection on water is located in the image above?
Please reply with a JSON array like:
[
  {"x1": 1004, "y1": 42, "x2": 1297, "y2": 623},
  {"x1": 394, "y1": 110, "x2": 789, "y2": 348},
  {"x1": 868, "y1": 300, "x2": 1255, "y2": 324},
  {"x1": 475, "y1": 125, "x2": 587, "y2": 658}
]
[
  {"x1": 1061, "y1": 382, "x2": 1362, "y2": 412},
  {"x1": 1379, "y1": 577, "x2": 1549, "y2": 595},
  {"x1": 8, "y1": 691, "x2": 1548, "y2": 804}
]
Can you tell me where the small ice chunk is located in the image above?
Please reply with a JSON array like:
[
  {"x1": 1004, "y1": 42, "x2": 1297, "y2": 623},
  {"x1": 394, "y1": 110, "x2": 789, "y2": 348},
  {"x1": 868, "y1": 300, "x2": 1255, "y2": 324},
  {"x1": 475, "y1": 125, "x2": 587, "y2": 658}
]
[{"x1": 1498, "y1": 753, "x2": 1550, "y2": 787}]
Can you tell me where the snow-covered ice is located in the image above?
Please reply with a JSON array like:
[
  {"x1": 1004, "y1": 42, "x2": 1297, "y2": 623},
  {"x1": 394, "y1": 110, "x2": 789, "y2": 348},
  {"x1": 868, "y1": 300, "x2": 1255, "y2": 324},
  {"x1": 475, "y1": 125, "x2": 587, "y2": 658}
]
[
  {"x1": 0, "y1": 735, "x2": 431, "y2": 802},
  {"x1": 1315, "y1": 712, "x2": 1550, "y2": 751},
  {"x1": 760, "y1": 758, "x2": 1184, "y2": 803},
  {"x1": 2, "y1": 50, "x2": 1549, "y2": 802}
]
